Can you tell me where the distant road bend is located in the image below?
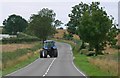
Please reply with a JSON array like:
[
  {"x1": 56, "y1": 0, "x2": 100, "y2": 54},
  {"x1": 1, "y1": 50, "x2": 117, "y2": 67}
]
[{"x1": 7, "y1": 42, "x2": 87, "y2": 78}]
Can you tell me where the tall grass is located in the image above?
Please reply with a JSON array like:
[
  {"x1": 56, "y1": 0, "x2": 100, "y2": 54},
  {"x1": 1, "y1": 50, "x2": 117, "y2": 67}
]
[
  {"x1": 2, "y1": 53, "x2": 39, "y2": 76},
  {"x1": 3, "y1": 49, "x2": 29, "y2": 66},
  {"x1": 2, "y1": 42, "x2": 41, "y2": 70},
  {"x1": 88, "y1": 56, "x2": 118, "y2": 75}
]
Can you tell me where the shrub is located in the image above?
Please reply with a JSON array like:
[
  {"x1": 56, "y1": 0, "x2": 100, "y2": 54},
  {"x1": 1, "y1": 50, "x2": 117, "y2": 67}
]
[
  {"x1": 86, "y1": 51, "x2": 95, "y2": 56},
  {"x1": 80, "y1": 49, "x2": 96, "y2": 56},
  {"x1": 112, "y1": 45, "x2": 120, "y2": 49},
  {"x1": 2, "y1": 37, "x2": 40, "y2": 44},
  {"x1": 80, "y1": 49, "x2": 89, "y2": 55},
  {"x1": 63, "y1": 32, "x2": 73, "y2": 40},
  {"x1": 17, "y1": 32, "x2": 38, "y2": 39}
]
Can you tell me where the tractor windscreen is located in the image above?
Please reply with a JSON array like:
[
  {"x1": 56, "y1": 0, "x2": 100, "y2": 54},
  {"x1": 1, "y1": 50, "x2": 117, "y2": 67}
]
[{"x1": 44, "y1": 42, "x2": 55, "y2": 48}]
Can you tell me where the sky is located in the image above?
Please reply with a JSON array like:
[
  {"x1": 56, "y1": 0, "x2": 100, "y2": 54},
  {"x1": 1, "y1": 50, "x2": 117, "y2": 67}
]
[{"x1": 0, "y1": 0, "x2": 119, "y2": 28}]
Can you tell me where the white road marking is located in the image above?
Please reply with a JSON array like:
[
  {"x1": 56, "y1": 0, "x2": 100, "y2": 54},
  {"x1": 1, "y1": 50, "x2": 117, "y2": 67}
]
[
  {"x1": 42, "y1": 58, "x2": 56, "y2": 77},
  {"x1": 68, "y1": 44, "x2": 87, "y2": 78},
  {"x1": 72, "y1": 62, "x2": 87, "y2": 77},
  {"x1": 43, "y1": 51, "x2": 45, "y2": 57},
  {"x1": 6, "y1": 58, "x2": 42, "y2": 76}
]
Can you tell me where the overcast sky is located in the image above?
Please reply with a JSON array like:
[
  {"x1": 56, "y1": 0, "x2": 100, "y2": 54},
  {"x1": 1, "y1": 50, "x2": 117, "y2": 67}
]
[{"x1": 0, "y1": 0, "x2": 119, "y2": 28}]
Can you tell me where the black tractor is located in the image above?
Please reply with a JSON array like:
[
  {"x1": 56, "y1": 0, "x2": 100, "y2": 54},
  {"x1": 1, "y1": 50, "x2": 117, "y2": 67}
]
[{"x1": 40, "y1": 40, "x2": 58, "y2": 58}]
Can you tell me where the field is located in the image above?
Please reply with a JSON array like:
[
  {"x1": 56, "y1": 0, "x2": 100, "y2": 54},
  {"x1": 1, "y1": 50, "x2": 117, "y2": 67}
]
[
  {"x1": 54, "y1": 29, "x2": 67, "y2": 39},
  {"x1": 54, "y1": 29, "x2": 80, "y2": 39},
  {"x1": 1, "y1": 42, "x2": 38, "y2": 52}
]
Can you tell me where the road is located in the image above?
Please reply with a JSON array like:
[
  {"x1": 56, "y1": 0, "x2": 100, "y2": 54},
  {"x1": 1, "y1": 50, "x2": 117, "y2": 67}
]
[{"x1": 7, "y1": 42, "x2": 86, "y2": 77}]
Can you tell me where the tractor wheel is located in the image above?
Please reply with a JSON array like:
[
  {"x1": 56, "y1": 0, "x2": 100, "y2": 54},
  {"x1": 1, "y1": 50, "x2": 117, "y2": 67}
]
[
  {"x1": 54, "y1": 49, "x2": 58, "y2": 57},
  {"x1": 40, "y1": 50, "x2": 43, "y2": 58},
  {"x1": 49, "y1": 52, "x2": 54, "y2": 58},
  {"x1": 43, "y1": 50, "x2": 47, "y2": 58},
  {"x1": 40, "y1": 50, "x2": 47, "y2": 58}
]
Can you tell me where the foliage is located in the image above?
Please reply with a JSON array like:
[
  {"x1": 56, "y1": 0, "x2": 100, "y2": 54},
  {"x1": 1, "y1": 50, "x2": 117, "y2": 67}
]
[
  {"x1": 63, "y1": 32, "x2": 73, "y2": 40},
  {"x1": 54, "y1": 19, "x2": 63, "y2": 27},
  {"x1": 17, "y1": 32, "x2": 38, "y2": 39},
  {"x1": 67, "y1": 2, "x2": 119, "y2": 55},
  {"x1": 1, "y1": 32, "x2": 40, "y2": 44},
  {"x1": 58, "y1": 27, "x2": 64, "y2": 30},
  {"x1": 3, "y1": 14, "x2": 28, "y2": 35},
  {"x1": 28, "y1": 8, "x2": 59, "y2": 41},
  {"x1": 67, "y1": 24, "x2": 77, "y2": 34},
  {"x1": 118, "y1": 29, "x2": 120, "y2": 33},
  {"x1": 112, "y1": 45, "x2": 120, "y2": 50},
  {"x1": 107, "y1": 25, "x2": 119, "y2": 46},
  {"x1": 2, "y1": 37, "x2": 40, "y2": 44}
]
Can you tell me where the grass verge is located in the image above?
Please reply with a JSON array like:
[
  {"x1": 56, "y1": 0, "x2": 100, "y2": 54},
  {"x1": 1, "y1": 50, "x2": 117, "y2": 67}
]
[{"x1": 74, "y1": 54, "x2": 112, "y2": 76}]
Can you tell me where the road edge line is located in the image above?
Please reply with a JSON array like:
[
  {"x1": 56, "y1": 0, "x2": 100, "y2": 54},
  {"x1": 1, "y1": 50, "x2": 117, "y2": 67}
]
[{"x1": 72, "y1": 61, "x2": 87, "y2": 77}]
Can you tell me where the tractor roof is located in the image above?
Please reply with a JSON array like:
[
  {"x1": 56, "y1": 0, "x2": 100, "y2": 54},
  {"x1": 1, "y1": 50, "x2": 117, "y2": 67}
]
[{"x1": 44, "y1": 40, "x2": 55, "y2": 43}]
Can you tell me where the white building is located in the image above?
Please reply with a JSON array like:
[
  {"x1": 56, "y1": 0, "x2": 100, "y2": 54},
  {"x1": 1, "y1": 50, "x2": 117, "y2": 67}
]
[{"x1": 0, "y1": 34, "x2": 10, "y2": 40}]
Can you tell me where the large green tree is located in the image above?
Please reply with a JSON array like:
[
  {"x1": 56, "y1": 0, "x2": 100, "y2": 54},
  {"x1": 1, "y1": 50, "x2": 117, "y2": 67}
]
[
  {"x1": 67, "y1": 2, "x2": 118, "y2": 55},
  {"x1": 66, "y1": 3, "x2": 84, "y2": 35},
  {"x1": 28, "y1": 8, "x2": 56, "y2": 41},
  {"x1": 3, "y1": 14, "x2": 28, "y2": 35}
]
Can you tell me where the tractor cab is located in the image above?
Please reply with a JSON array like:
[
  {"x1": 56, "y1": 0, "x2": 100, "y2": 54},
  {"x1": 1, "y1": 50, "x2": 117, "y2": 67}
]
[
  {"x1": 40, "y1": 40, "x2": 58, "y2": 58},
  {"x1": 43, "y1": 40, "x2": 56, "y2": 49}
]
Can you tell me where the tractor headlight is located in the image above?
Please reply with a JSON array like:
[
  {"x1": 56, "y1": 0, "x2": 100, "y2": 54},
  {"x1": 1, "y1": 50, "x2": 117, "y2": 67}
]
[{"x1": 53, "y1": 46, "x2": 57, "y2": 49}]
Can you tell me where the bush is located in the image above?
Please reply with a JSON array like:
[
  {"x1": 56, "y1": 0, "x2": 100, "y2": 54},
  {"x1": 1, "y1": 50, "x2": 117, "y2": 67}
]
[
  {"x1": 2, "y1": 37, "x2": 40, "y2": 44},
  {"x1": 112, "y1": 45, "x2": 120, "y2": 49},
  {"x1": 80, "y1": 49, "x2": 89, "y2": 55},
  {"x1": 86, "y1": 51, "x2": 95, "y2": 56},
  {"x1": 17, "y1": 32, "x2": 38, "y2": 39},
  {"x1": 80, "y1": 49, "x2": 95, "y2": 56},
  {"x1": 63, "y1": 33, "x2": 73, "y2": 40}
]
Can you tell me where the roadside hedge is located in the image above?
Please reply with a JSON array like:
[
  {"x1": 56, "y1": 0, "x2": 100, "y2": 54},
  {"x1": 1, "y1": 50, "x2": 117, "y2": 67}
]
[{"x1": 1, "y1": 38, "x2": 40, "y2": 44}]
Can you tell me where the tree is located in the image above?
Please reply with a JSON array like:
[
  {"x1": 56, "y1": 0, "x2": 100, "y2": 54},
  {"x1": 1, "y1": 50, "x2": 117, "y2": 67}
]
[
  {"x1": 67, "y1": 24, "x2": 77, "y2": 34},
  {"x1": 66, "y1": 3, "x2": 84, "y2": 35},
  {"x1": 54, "y1": 20, "x2": 63, "y2": 27},
  {"x1": 28, "y1": 8, "x2": 56, "y2": 42},
  {"x1": 68, "y1": 2, "x2": 119, "y2": 55},
  {"x1": 107, "y1": 25, "x2": 119, "y2": 46},
  {"x1": 3, "y1": 14, "x2": 28, "y2": 35}
]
